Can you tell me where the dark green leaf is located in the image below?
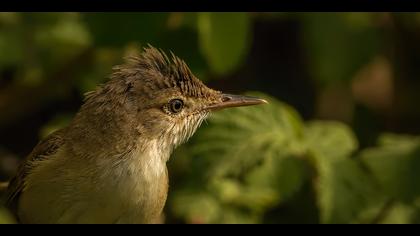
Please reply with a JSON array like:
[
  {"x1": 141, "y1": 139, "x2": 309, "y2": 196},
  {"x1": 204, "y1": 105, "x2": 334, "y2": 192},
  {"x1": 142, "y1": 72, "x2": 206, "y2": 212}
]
[
  {"x1": 301, "y1": 13, "x2": 382, "y2": 85},
  {"x1": 83, "y1": 13, "x2": 168, "y2": 47},
  {"x1": 313, "y1": 156, "x2": 386, "y2": 223},
  {"x1": 197, "y1": 12, "x2": 251, "y2": 75},
  {"x1": 360, "y1": 134, "x2": 420, "y2": 202}
]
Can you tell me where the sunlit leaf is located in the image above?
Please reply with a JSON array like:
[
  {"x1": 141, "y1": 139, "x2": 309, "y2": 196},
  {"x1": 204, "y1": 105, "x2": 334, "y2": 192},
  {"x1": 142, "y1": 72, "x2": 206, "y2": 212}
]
[
  {"x1": 193, "y1": 92, "x2": 305, "y2": 178},
  {"x1": 305, "y1": 121, "x2": 358, "y2": 159},
  {"x1": 378, "y1": 202, "x2": 420, "y2": 224},
  {"x1": 170, "y1": 92, "x2": 307, "y2": 223}
]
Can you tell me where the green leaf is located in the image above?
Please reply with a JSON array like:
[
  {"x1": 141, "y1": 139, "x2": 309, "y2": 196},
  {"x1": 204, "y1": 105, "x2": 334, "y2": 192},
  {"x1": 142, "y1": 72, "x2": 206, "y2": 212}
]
[
  {"x1": 305, "y1": 121, "x2": 358, "y2": 159},
  {"x1": 35, "y1": 13, "x2": 92, "y2": 70},
  {"x1": 169, "y1": 92, "x2": 307, "y2": 223},
  {"x1": 170, "y1": 190, "x2": 221, "y2": 224},
  {"x1": 360, "y1": 134, "x2": 420, "y2": 202},
  {"x1": 0, "y1": 13, "x2": 25, "y2": 70},
  {"x1": 1, "y1": 13, "x2": 92, "y2": 85},
  {"x1": 82, "y1": 13, "x2": 168, "y2": 47},
  {"x1": 197, "y1": 12, "x2": 251, "y2": 75},
  {"x1": 0, "y1": 30, "x2": 23, "y2": 70},
  {"x1": 245, "y1": 154, "x2": 307, "y2": 206},
  {"x1": 378, "y1": 133, "x2": 420, "y2": 149},
  {"x1": 313, "y1": 156, "x2": 386, "y2": 224},
  {"x1": 377, "y1": 202, "x2": 420, "y2": 224},
  {"x1": 306, "y1": 121, "x2": 384, "y2": 223},
  {"x1": 301, "y1": 13, "x2": 381, "y2": 85},
  {"x1": 191, "y1": 92, "x2": 305, "y2": 178},
  {"x1": 219, "y1": 207, "x2": 260, "y2": 224},
  {"x1": 0, "y1": 208, "x2": 15, "y2": 224}
]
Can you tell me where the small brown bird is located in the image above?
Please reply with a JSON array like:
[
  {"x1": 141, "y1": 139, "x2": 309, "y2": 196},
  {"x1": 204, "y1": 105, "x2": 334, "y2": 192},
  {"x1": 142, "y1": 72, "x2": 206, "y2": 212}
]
[{"x1": 4, "y1": 45, "x2": 267, "y2": 224}]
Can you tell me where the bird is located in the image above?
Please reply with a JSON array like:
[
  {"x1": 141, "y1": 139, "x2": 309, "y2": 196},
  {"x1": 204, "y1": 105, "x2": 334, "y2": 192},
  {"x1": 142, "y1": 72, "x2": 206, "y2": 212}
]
[{"x1": 4, "y1": 45, "x2": 267, "y2": 224}]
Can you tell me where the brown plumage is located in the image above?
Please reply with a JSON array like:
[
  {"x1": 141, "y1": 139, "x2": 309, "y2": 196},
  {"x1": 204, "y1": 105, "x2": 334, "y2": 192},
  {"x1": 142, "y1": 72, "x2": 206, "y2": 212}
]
[
  {"x1": 6, "y1": 130, "x2": 65, "y2": 215},
  {"x1": 5, "y1": 45, "x2": 267, "y2": 224}
]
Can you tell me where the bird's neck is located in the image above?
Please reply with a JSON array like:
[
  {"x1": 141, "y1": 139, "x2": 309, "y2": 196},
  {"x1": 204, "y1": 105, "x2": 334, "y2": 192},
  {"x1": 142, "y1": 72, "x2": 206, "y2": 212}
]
[{"x1": 67, "y1": 115, "x2": 174, "y2": 168}]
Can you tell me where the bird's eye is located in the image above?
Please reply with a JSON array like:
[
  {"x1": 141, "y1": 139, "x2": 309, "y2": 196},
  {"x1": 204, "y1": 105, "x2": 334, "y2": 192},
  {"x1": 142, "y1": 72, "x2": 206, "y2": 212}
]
[{"x1": 169, "y1": 99, "x2": 184, "y2": 113}]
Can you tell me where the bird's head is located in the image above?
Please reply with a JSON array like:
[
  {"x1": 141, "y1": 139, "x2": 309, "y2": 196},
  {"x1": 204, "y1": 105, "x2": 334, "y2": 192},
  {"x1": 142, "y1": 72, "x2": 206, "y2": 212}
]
[{"x1": 79, "y1": 45, "x2": 267, "y2": 151}]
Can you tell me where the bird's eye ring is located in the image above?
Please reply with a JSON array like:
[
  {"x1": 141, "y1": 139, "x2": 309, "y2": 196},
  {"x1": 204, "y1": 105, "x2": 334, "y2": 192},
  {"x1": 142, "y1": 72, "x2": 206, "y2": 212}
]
[{"x1": 169, "y1": 99, "x2": 184, "y2": 113}]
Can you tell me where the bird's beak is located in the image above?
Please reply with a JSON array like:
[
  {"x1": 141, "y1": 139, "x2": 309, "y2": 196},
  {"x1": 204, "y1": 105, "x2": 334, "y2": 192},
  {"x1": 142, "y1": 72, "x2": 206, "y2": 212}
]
[{"x1": 206, "y1": 94, "x2": 268, "y2": 111}]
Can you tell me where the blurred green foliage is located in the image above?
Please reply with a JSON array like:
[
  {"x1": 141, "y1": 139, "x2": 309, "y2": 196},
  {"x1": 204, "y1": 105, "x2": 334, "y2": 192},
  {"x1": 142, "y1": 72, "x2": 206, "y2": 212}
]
[
  {"x1": 301, "y1": 13, "x2": 382, "y2": 85},
  {"x1": 0, "y1": 207, "x2": 15, "y2": 224},
  {"x1": 1, "y1": 12, "x2": 420, "y2": 224},
  {"x1": 198, "y1": 12, "x2": 251, "y2": 75},
  {"x1": 168, "y1": 93, "x2": 420, "y2": 224}
]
